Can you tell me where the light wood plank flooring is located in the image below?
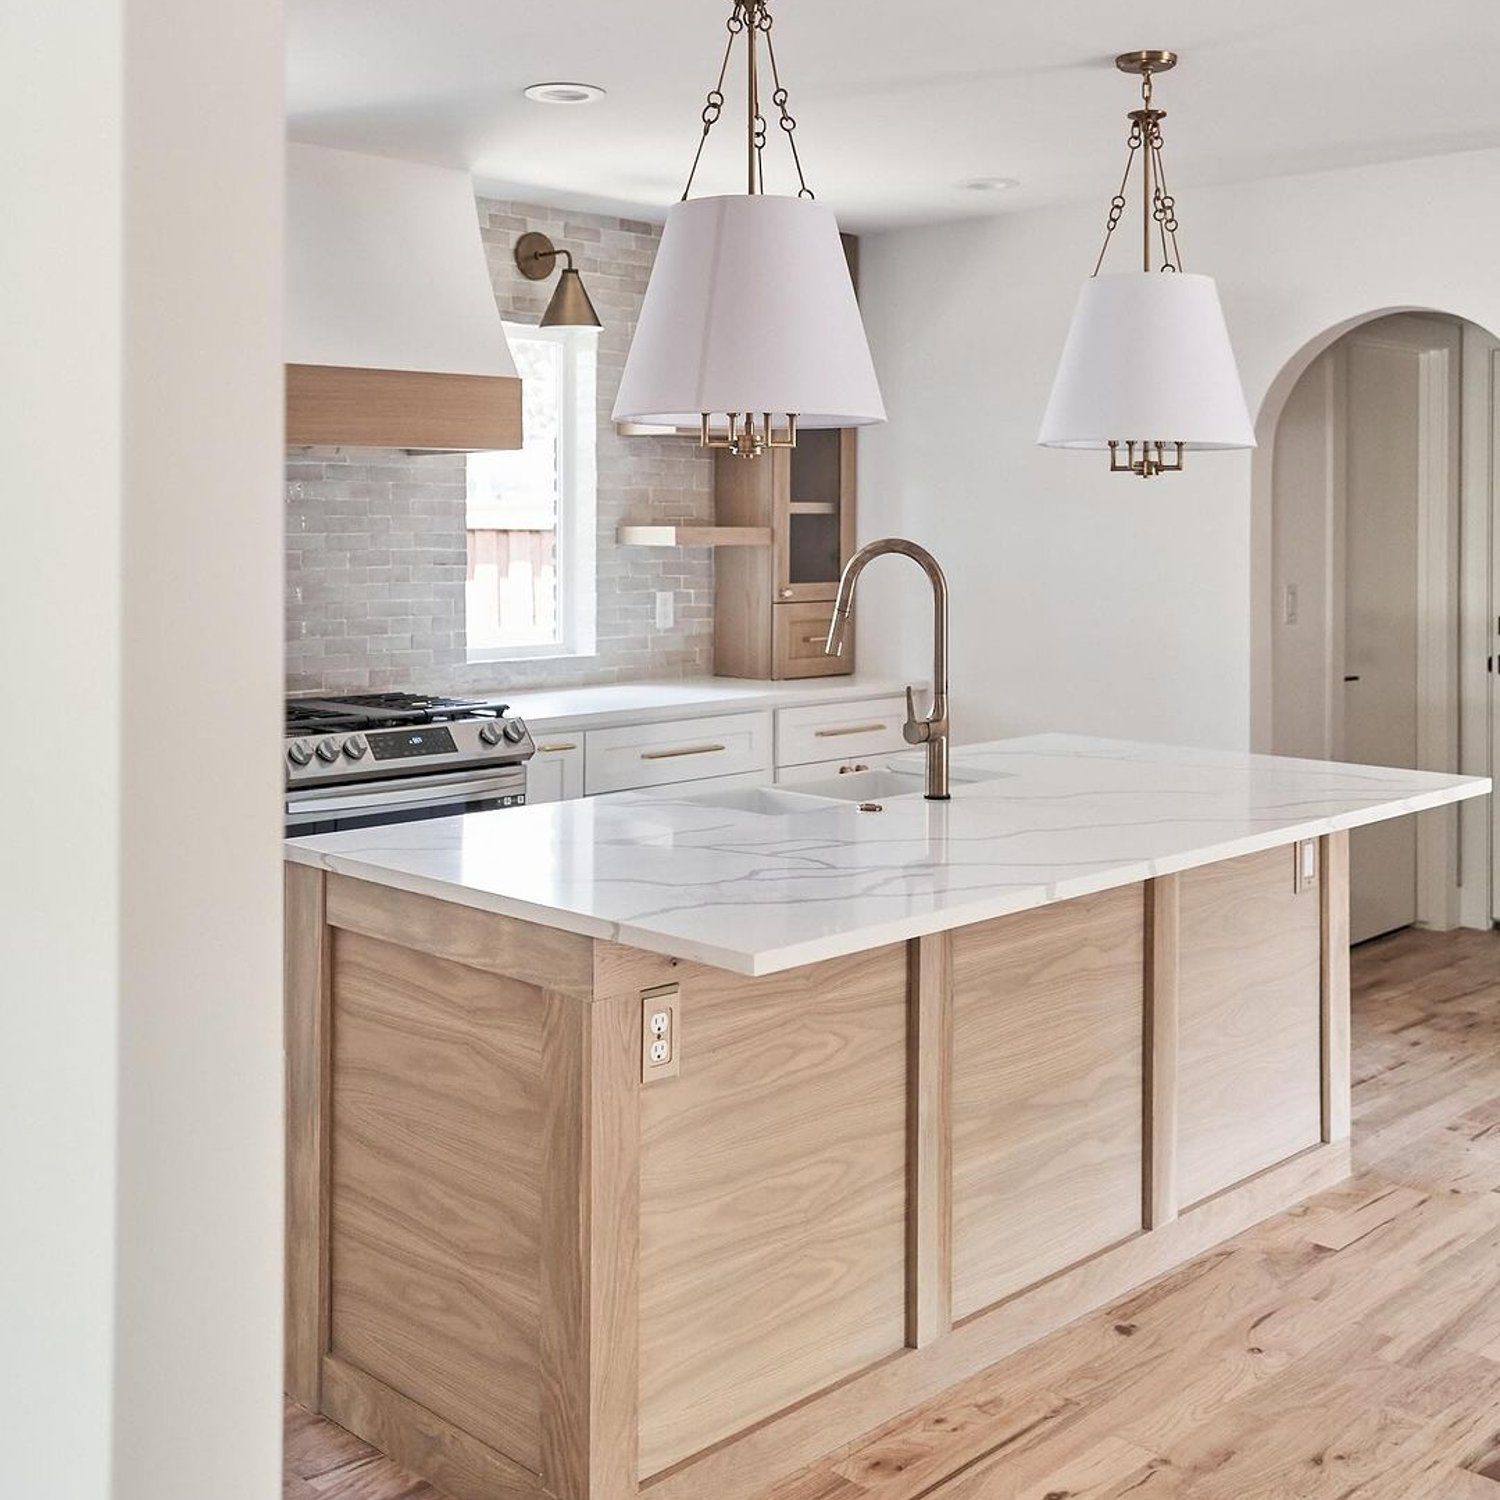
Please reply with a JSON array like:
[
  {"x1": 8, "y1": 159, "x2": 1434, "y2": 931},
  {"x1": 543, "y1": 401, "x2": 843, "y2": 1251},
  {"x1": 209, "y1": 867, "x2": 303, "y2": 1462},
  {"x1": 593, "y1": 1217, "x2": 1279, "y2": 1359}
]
[{"x1": 285, "y1": 927, "x2": 1500, "y2": 1500}]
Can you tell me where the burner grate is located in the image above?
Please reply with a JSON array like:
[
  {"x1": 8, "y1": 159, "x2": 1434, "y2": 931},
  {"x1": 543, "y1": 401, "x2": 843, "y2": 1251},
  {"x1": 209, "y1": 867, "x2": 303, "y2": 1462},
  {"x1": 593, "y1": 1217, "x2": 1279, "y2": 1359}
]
[{"x1": 285, "y1": 692, "x2": 511, "y2": 736}]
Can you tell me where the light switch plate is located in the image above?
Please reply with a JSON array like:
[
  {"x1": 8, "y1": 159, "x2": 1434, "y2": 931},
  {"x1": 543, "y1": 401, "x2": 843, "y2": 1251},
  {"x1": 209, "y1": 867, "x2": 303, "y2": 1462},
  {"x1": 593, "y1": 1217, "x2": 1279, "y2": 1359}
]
[
  {"x1": 1293, "y1": 838, "x2": 1319, "y2": 894},
  {"x1": 655, "y1": 590, "x2": 674, "y2": 630}
]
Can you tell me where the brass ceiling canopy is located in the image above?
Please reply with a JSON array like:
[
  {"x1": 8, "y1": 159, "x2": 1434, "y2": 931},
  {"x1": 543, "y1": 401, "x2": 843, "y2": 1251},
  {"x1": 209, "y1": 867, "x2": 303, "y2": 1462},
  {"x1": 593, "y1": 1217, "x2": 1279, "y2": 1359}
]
[
  {"x1": 1114, "y1": 49, "x2": 1178, "y2": 77},
  {"x1": 513, "y1": 231, "x2": 602, "y2": 329}
]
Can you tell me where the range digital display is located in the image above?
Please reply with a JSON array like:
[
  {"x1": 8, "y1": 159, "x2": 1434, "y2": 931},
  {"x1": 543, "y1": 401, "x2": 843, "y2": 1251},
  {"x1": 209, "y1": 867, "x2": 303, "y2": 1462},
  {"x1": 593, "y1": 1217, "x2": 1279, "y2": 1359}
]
[{"x1": 368, "y1": 726, "x2": 458, "y2": 762}]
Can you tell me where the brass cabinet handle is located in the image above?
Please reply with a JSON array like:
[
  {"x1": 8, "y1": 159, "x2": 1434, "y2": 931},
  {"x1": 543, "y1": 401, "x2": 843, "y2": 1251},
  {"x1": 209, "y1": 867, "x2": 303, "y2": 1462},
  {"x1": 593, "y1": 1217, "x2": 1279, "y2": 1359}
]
[
  {"x1": 640, "y1": 742, "x2": 727, "y2": 761},
  {"x1": 802, "y1": 634, "x2": 831, "y2": 645},
  {"x1": 814, "y1": 723, "x2": 885, "y2": 738},
  {"x1": 538, "y1": 742, "x2": 579, "y2": 753}
]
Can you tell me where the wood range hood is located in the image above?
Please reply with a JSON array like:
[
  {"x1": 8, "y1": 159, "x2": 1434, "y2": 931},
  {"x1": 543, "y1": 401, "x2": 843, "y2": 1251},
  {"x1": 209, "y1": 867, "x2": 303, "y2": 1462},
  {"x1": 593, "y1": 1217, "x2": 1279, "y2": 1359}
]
[{"x1": 285, "y1": 143, "x2": 521, "y2": 451}]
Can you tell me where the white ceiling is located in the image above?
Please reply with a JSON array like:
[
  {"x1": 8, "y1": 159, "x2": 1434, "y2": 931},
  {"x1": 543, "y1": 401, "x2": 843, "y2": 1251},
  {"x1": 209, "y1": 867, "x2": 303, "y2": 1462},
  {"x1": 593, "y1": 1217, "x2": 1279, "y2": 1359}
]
[{"x1": 287, "y1": 0, "x2": 1500, "y2": 232}]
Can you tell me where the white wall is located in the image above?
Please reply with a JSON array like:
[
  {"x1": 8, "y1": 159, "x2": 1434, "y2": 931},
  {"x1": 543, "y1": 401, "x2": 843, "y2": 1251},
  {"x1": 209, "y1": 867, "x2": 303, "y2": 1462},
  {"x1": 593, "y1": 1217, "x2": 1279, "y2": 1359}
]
[
  {"x1": 0, "y1": 3, "x2": 285, "y2": 1498},
  {"x1": 1, "y1": 4, "x2": 125, "y2": 1493},
  {"x1": 857, "y1": 147, "x2": 1500, "y2": 749},
  {"x1": 1269, "y1": 345, "x2": 1343, "y2": 760}
]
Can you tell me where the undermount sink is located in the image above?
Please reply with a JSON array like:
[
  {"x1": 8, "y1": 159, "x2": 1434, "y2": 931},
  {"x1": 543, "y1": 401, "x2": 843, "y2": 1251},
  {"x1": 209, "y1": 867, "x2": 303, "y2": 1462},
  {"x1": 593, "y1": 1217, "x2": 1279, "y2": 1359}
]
[
  {"x1": 787, "y1": 765, "x2": 1008, "y2": 803},
  {"x1": 665, "y1": 785, "x2": 832, "y2": 816},
  {"x1": 669, "y1": 765, "x2": 1009, "y2": 815}
]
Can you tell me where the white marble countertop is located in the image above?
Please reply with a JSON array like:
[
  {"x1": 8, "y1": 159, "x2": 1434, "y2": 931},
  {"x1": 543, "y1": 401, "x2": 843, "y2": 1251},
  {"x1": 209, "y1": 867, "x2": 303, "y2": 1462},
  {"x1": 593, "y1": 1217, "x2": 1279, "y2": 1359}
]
[
  {"x1": 493, "y1": 676, "x2": 914, "y2": 735},
  {"x1": 285, "y1": 734, "x2": 1489, "y2": 976}
]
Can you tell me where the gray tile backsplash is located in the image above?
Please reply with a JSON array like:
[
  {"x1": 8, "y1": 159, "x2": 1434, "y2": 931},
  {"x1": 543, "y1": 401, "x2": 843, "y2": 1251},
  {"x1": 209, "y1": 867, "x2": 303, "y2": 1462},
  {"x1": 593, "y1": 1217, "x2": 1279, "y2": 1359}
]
[{"x1": 285, "y1": 197, "x2": 715, "y2": 695}]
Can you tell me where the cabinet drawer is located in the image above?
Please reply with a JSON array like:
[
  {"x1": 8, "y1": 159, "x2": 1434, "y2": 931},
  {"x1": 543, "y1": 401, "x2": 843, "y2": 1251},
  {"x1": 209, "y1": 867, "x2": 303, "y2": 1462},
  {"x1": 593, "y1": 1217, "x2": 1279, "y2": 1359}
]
[
  {"x1": 773, "y1": 602, "x2": 854, "y2": 681},
  {"x1": 776, "y1": 695, "x2": 908, "y2": 769},
  {"x1": 584, "y1": 711, "x2": 773, "y2": 796}
]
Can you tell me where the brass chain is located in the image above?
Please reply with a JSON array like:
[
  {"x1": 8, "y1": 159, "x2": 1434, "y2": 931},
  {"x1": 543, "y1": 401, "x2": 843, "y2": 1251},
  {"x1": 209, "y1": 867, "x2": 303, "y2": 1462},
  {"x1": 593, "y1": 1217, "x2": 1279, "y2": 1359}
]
[
  {"x1": 753, "y1": 5, "x2": 769, "y2": 192},
  {"x1": 762, "y1": 10, "x2": 814, "y2": 199},
  {"x1": 1089, "y1": 65, "x2": 1185, "y2": 275},
  {"x1": 1149, "y1": 127, "x2": 1183, "y2": 271},
  {"x1": 1091, "y1": 118, "x2": 1141, "y2": 276},
  {"x1": 679, "y1": 5, "x2": 742, "y2": 200},
  {"x1": 679, "y1": 0, "x2": 815, "y2": 202}
]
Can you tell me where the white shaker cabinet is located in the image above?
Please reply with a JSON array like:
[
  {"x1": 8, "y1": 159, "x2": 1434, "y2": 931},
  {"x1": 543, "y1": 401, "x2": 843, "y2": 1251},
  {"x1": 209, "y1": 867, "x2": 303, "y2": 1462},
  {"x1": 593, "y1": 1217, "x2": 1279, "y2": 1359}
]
[{"x1": 525, "y1": 738, "x2": 585, "y2": 804}]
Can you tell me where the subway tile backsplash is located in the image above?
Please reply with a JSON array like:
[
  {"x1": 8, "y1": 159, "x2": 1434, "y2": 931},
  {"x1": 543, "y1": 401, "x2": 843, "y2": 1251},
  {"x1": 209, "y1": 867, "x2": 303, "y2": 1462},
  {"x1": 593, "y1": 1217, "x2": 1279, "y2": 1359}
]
[{"x1": 285, "y1": 197, "x2": 715, "y2": 695}]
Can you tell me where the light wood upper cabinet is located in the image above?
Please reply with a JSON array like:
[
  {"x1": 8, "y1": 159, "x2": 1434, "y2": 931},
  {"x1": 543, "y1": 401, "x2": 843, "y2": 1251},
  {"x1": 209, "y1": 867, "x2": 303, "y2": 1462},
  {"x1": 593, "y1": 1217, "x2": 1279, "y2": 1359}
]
[{"x1": 713, "y1": 431, "x2": 858, "y2": 680}]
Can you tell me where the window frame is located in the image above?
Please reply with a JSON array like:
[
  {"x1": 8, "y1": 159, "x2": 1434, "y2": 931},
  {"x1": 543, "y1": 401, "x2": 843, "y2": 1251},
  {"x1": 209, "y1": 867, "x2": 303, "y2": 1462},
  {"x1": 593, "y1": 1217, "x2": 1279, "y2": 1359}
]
[{"x1": 464, "y1": 321, "x2": 598, "y2": 664}]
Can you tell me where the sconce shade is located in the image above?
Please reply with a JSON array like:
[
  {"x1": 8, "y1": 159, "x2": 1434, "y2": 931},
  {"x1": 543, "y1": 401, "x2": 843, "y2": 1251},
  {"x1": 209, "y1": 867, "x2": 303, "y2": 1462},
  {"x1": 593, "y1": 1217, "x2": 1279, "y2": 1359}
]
[
  {"x1": 1037, "y1": 273, "x2": 1255, "y2": 450},
  {"x1": 540, "y1": 267, "x2": 602, "y2": 328},
  {"x1": 613, "y1": 194, "x2": 885, "y2": 429}
]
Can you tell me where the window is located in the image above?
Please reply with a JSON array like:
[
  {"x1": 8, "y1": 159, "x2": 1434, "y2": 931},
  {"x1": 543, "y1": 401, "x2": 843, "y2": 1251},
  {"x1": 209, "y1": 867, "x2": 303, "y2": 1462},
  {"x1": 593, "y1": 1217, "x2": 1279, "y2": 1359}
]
[{"x1": 465, "y1": 323, "x2": 598, "y2": 661}]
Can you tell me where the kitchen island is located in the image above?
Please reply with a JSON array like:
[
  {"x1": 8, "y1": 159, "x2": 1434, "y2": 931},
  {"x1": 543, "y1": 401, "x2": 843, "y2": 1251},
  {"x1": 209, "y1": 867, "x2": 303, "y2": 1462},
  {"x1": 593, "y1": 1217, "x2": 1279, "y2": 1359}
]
[{"x1": 283, "y1": 734, "x2": 1486, "y2": 1500}]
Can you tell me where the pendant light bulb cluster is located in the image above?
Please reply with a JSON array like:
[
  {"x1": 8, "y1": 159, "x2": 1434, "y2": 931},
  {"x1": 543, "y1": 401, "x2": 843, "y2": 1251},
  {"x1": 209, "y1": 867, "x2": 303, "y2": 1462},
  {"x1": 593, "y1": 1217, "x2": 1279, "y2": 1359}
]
[
  {"x1": 611, "y1": 0, "x2": 885, "y2": 457},
  {"x1": 1038, "y1": 51, "x2": 1254, "y2": 477}
]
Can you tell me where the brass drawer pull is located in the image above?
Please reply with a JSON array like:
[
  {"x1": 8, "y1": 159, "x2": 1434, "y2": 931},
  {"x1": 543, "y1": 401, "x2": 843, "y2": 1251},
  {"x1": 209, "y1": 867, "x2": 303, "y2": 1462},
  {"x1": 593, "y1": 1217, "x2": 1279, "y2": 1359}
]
[
  {"x1": 802, "y1": 634, "x2": 831, "y2": 645},
  {"x1": 640, "y1": 742, "x2": 727, "y2": 761},
  {"x1": 814, "y1": 723, "x2": 885, "y2": 738},
  {"x1": 538, "y1": 742, "x2": 578, "y2": 753}
]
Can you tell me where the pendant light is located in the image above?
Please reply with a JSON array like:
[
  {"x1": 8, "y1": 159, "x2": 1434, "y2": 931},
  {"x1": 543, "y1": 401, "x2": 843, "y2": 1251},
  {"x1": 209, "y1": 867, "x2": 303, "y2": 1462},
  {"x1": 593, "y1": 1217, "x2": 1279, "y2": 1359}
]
[
  {"x1": 1038, "y1": 51, "x2": 1254, "y2": 478},
  {"x1": 612, "y1": 0, "x2": 885, "y2": 458}
]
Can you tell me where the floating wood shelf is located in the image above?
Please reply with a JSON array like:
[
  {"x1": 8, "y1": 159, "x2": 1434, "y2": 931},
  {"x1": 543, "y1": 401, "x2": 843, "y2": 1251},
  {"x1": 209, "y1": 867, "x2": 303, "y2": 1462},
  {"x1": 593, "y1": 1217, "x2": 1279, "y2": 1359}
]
[
  {"x1": 616, "y1": 525, "x2": 773, "y2": 548},
  {"x1": 789, "y1": 501, "x2": 838, "y2": 515}
]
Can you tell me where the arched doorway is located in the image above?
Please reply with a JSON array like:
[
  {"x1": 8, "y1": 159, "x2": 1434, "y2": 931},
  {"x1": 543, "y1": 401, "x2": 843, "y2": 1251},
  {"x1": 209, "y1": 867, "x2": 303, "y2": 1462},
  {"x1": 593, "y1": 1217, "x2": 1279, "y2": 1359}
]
[{"x1": 1263, "y1": 311, "x2": 1499, "y2": 941}]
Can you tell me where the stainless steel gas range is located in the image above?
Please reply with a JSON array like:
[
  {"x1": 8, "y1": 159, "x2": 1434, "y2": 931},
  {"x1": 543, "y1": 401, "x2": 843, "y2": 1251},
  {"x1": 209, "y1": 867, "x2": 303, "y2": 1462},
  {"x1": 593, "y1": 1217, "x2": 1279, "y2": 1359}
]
[{"x1": 284, "y1": 692, "x2": 535, "y2": 835}]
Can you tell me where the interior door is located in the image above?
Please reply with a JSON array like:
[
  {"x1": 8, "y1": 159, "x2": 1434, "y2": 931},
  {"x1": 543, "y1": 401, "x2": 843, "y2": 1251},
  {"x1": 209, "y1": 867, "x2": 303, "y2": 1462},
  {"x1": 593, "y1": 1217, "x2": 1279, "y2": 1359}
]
[{"x1": 1342, "y1": 335, "x2": 1421, "y2": 942}]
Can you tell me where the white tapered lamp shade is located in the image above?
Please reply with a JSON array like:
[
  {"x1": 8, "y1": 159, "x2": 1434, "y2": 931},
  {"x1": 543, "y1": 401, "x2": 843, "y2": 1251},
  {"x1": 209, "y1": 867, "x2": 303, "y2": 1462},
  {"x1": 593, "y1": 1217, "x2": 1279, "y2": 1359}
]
[
  {"x1": 613, "y1": 194, "x2": 885, "y2": 429},
  {"x1": 1038, "y1": 273, "x2": 1255, "y2": 450}
]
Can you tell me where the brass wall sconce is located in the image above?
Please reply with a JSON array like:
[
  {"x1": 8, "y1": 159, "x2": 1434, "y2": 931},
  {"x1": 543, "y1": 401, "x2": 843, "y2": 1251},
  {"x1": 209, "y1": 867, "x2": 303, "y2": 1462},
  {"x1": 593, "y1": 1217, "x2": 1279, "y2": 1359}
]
[{"x1": 513, "y1": 232, "x2": 602, "y2": 328}]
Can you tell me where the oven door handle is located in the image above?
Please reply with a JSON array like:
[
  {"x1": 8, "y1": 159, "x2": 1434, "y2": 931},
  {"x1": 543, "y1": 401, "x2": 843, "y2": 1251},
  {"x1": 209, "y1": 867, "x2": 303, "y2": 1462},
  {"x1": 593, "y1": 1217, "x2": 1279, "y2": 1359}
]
[{"x1": 287, "y1": 770, "x2": 525, "y2": 819}]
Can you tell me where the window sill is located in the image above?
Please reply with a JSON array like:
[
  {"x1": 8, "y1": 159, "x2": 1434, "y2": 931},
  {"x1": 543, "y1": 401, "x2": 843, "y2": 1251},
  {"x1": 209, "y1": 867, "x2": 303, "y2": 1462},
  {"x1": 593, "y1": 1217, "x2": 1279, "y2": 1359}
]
[{"x1": 466, "y1": 644, "x2": 599, "y2": 666}]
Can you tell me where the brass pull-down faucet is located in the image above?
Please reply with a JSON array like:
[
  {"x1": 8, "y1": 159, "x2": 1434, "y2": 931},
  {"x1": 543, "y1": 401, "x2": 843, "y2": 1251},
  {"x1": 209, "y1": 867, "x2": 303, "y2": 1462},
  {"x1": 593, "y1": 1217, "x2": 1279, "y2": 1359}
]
[{"x1": 825, "y1": 538, "x2": 950, "y2": 800}]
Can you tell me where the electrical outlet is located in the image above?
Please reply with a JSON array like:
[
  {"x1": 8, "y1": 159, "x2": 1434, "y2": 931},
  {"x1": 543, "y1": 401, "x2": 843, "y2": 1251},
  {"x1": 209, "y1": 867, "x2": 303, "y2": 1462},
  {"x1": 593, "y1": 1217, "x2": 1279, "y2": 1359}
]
[
  {"x1": 655, "y1": 590, "x2": 674, "y2": 630},
  {"x1": 641, "y1": 984, "x2": 680, "y2": 1082},
  {"x1": 1293, "y1": 838, "x2": 1319, "y2": 894}
]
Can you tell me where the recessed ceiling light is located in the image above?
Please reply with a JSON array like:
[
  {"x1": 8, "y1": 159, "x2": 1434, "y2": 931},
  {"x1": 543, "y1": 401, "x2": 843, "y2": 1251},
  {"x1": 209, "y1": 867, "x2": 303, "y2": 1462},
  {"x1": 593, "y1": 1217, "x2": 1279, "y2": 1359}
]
[
  {"x1": 959, "y1": 177, "x2": 1021, "y2": 193},
  {"x1": 524, "y1": 82, "x2": 606, "y2": 105}
]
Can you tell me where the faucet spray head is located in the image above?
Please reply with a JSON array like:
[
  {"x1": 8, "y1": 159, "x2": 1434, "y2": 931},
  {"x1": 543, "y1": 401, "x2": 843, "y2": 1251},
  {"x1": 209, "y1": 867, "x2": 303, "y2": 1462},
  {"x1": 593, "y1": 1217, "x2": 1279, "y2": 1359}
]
[{"x1": 825, "y1": 607, "x2": 850, "y2": 657}]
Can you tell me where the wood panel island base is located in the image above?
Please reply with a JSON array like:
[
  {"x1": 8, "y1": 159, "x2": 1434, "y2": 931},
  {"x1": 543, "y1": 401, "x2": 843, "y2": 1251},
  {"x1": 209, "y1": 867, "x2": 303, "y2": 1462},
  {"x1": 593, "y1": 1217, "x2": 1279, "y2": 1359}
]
[
  {"x1": 287, "y1": 841, "x2": 1353, "y2": 1500},
  {"x1": 284, "y1": 735, "x2": 1487, "y2": 1500}
]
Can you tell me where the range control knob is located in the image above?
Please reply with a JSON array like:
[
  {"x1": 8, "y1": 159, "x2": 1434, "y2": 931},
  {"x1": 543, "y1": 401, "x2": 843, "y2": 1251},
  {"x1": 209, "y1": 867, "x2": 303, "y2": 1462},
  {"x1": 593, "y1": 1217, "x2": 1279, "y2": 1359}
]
[
  {"x1": 342, "y1": 735, "x2": 368, "y2": 760},
  {"x1": 287, "y1": 740, "x2": 313, "y2": 767},
  {"x1": 501, "y1": 718, "x2": 527, "y2": 745},
  {"x1": 315, "y1": 737, "x2": 341, "y2": 764},
  {"x1": 478, "y1": 721, "x2": 503, "y2": 747}
]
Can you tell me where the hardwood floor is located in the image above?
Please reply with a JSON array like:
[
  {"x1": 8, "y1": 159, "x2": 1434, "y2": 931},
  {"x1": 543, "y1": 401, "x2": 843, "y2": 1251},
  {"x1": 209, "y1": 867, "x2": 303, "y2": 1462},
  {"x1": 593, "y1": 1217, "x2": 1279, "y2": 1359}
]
[{"x1": 285, "y1": 927, "x2": 1500, "y2": 1500}]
